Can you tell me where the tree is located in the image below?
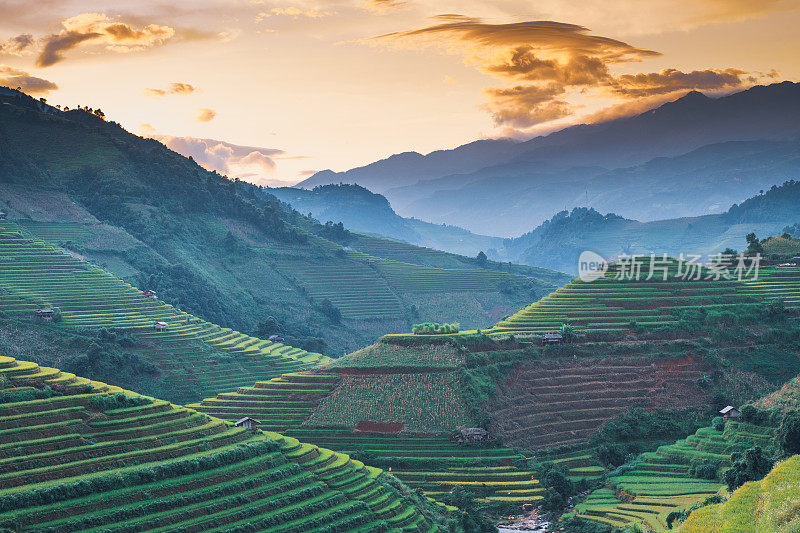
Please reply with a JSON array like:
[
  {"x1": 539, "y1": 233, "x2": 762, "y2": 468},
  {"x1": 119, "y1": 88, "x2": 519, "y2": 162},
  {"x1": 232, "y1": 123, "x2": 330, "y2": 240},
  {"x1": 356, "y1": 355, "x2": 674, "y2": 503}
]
[
  {"x1": 723, "y1": 447, "x2": 773, "y2": 491},
  {"x1": 745, "y1": 233, "x2": 764, "y2": 256},
  {"x1": 476, "y1": 251, "x2": 487, "y2": 266},
  {"x1": 560, "y1": 323, "x2": 576, "y2": 342},
  {"x1": 317, "y1": 299, "x2": 341, "y2": 324},
  {"x1": 776, "y1": 411, "x2": 800, "y2": 456}
]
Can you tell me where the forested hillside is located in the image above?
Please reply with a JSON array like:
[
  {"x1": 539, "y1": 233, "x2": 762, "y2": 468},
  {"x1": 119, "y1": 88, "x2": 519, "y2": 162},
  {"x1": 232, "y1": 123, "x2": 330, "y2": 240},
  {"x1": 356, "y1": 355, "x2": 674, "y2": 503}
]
[{"x1": 0, "y1": 87, "x2": 566, "y2": 355}]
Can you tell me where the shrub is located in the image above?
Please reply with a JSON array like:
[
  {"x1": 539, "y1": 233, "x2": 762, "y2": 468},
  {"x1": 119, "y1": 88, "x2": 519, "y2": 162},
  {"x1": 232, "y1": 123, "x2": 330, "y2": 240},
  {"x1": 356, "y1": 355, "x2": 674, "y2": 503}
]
[
  {"x1": 712, "y1": 416, "x2": 726, "y2": 432},
  {"x1": 723, "y1": 447, "x2": 773, "y2": 491},
  {"x1": 775, "y1": 410, "x2": 800, "y2": 456},
  {"x1": 412, "y1": 322, "x2": 459, "y2": 335}
]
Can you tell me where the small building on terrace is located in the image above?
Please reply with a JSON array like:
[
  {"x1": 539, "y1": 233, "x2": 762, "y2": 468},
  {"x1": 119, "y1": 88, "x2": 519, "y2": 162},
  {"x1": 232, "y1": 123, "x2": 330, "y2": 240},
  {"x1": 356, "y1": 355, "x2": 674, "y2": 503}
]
[
  {"x1": 720, "y1": 406, "x2": 740, "y2": 419},
  {"x1": 35, "y1": 308, "x2": 54, "y2": 321},
  {"x1": 542, "y1": 333, "x2": 564, "y2": 345},
  {"x1": 0, "y1": 212, "x2": 7, "y2": 220},
  {"x1": 154, "y1": 321, "x2": 168, "y2": 332},
  {"x1": 235, "y1": 417, "x2": 261, "y2": 430},
  {"x1": 143, "y1": 290, "x2": 157, "y2": 298},
  {"x1": 452, "y1": 427, "x2": 489, "y2": 444}
]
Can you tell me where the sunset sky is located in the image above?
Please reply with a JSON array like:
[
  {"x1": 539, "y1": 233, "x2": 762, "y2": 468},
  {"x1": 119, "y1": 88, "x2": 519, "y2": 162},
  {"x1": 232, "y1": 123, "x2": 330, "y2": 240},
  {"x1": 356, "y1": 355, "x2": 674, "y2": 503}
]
[{"x1": 1, "y1": 0, "x2": 798, "y2": 185}]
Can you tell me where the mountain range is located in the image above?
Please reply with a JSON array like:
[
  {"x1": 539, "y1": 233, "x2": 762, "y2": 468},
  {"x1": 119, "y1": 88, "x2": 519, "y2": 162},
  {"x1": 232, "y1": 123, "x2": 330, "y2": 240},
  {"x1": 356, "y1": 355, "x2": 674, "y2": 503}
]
[{"x1": 299, "y1": 82, "x2": 800, "y2": 237}]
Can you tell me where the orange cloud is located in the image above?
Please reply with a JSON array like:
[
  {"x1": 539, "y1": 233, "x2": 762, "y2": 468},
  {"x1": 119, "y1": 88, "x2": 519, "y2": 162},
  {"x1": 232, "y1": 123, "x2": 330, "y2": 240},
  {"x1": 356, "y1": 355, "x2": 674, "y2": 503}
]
[
  {"x1": 370, "y1": 15, "x2": 767, "y2": 132},
  {"x1": 609, "y1": 68, "x2": 749, "y2": 98},
  {"x1": 144, "y1": 82, "x2": 195, "y2": 97},
  {"x1": 482, "y1": 84, "x2": 572, "y2": 128},
  {"x1": 195, "y1": 108, "x2": 216, "y2": 122},
  {"x1": 0, "y1": 65, "x2": 58, "y2": 94},
  {"x1": 36, "y1": 13, "x2": 175, "y2": 67}
]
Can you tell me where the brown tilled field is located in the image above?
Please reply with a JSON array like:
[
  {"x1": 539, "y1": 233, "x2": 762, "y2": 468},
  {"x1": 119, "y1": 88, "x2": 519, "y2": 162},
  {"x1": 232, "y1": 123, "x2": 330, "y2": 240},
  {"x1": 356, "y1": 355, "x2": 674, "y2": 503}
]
[{"x1": 489, "y1": 355, "x2": 710, "y2": 450}]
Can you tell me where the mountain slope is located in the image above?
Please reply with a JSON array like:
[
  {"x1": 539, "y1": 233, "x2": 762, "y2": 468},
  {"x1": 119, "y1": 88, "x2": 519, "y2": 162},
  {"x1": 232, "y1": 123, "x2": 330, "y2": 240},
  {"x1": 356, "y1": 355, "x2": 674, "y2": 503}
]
[
  {"x1": 0, "y1": 356, "x2": 444, "y2": 531},
  {"x1": 301, "y1": 82, "x2": 800, "y2": 236},
  {"x1": 0, "y1": 87, "x2": 566, "y2": 354}
]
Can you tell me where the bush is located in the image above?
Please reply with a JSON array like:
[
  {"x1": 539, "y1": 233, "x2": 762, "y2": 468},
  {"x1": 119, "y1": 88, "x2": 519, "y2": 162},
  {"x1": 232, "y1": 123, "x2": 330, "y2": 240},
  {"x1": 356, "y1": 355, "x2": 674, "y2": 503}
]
[
  {"x1": 691, "y1": 463, "x2": 719, "y2": 480},
  {"x1": 712, "y1": 416, "x2": 726, "y2": 432},
  {"x1": 723, "y1": 447, "x2": 773, "y2": 491},
  {"x1": 411, "y1": 322, "x2": 459, "y2": 335},
  {"x1": 776, "y1": 410, "x2": 800, "y2": 456}
]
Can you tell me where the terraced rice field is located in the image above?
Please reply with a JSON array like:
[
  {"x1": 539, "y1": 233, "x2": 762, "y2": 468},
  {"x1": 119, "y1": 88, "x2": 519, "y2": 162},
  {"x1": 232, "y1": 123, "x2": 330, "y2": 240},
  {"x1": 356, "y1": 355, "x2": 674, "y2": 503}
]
[
  {"x1": 491, "y1": 356, "x2": 707, "y2": 450},
  {"x1": 0, "y1": 222, "x2": 328, "y2": 401},
  {"x1": 492, "y1": 260, "x2": 800, "y2": 336},
  {"x1": 576, "y1": 420, "x2": 778, "y2": 531},
  {"x1": 531, "y1": 446, "x2": 605, "y2": 483},
  {"x1": 193, "y1": 372, "x2": 544, "y2": 510},
  {"x1": 283, "y1": 429, "x2": 544, "y2": 508},
  {"x1": 274, "y1": 260, "x2": 406, "y2": 320},
  {"x1": 375, "y1": 259, "x2": 514, "y2": 292},
  {"x1": 188, "y1": 372, "x2": 342, "y2": 430},
  {"x1": 0, "y1": 357, "x2": 440, "y2": 532}
]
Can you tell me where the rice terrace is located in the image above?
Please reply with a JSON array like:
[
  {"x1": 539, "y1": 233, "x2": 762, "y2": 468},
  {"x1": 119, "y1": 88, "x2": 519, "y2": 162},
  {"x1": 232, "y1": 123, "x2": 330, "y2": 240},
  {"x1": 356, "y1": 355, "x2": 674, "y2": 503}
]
[{"x1": 2, "y1": 2, "x2": 800, "y2": 532}]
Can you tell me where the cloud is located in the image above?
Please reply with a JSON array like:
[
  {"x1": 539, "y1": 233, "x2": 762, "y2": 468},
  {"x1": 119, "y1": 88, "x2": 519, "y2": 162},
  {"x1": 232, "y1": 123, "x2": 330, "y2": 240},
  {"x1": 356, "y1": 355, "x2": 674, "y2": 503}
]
[
  {"x1": 141, "y1": 128, "x2": 285, "y2": 184},
  {"x1": 609, "y1": 68, "x2": 749, "y2": 98},
  {"x1": 36, "y1": 13, "x2": 175, "y2": 67},
  {"x1": 255, "y1": 7, "x2": 336, "y2": 22},
  {"x1": 485, "y1": 46, "x2": 611, "y2": 86},
  {"x1": 369, "y1": 15, "x2": 767, "y2": 132},
  {"x1": 482, "y1": 83, "x2": 572, "y2": 128},
  {"x1": 144, "y1": 82, "x2": 195, "y2": 97},
  {"x1": 0, "y1": 65, "x2": 58, "y2": 95},
  {"x1": 195, "y1": 108, "x2": 216, "y2": 122},
  {"x1": 375, "y1": 17, "x2": 660, "y2": 61},
  {"x1": 0, "y1": 34, "x2": 34, "y2": 55},
  {"x1": 364, "y1": 0, "x2": 407, "y2": 11}
]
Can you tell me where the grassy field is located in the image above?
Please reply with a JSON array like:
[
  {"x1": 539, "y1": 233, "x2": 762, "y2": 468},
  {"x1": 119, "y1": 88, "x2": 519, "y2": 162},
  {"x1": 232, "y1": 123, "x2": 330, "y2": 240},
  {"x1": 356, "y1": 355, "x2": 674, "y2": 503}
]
[
  {"x1": 678, "y1": 454, "x2": 800, "y2": 532},
  {"x1": 0, "y1": 356, "x2": 442, "y2": 531}
]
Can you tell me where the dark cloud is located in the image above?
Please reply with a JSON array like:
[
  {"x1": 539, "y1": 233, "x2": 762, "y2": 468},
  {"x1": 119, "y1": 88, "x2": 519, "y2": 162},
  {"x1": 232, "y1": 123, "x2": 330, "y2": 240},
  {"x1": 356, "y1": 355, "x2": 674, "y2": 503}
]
[
  {"x1": 0, "y1": 33, "x2": 34, "y2": 55},
  {"x1": 610, "y1": 68, "x2": 748, "y2": 97},
  {"x1": 482, "y1": 84, "x2": 572, "y2": 128},
  {"x1": 36, "y1": 31, "x2": 100, "y2": 67},
  {"x1": 0, "y1": 65, "x2": 58, "y2": 94}
]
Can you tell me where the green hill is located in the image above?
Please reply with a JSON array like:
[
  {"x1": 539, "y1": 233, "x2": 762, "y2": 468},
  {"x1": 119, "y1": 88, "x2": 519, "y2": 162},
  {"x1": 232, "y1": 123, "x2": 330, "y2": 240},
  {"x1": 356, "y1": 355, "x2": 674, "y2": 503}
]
[
  {"x1": 0, "y1": 87, "x2": 566, "y2": 356},
  {"x1": 0, "y1": 356, "x2": 444, "y2": 531},
  {"x1": 678, "y1": 454, "x2": 800, "y2": 532}
]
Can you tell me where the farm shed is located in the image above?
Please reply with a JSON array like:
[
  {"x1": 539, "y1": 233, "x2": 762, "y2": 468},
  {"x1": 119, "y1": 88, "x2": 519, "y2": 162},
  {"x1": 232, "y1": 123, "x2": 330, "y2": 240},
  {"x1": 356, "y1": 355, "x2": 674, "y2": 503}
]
[
  {"x1": 542, "y1": 333, "x2": 564, "y2": 345},
  {"x1": 0, "y1": 212, "x2": 6, "y2": 220},
  {"x1": 143, "y1": 290, "x2": 157, "y2": 298},
  {"x1": 235, "y1": 417, "x2": 261, "y2": 430},
  {"x1": 452, "y1": 427, "x2": 489, "y2": 444},
  {"x1": 35, "y1": 308, "x2": 54, "y2": 320},
  {"x1": 154, "y1": 321, "x2": 168, "y2": 332},
  {"x1": 719, "y1": 406, "x2": 740, "y2": 419},
  {"x1": 268, "y1": 335, "x2": 284, "y2": 342}
]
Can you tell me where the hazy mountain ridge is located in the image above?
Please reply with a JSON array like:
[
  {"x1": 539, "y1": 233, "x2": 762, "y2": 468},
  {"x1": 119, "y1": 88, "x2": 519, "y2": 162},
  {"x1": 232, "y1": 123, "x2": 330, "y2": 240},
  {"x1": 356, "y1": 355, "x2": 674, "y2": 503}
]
[{"x1": 301, "y1": 82, "x2": 800, "y2": 236}]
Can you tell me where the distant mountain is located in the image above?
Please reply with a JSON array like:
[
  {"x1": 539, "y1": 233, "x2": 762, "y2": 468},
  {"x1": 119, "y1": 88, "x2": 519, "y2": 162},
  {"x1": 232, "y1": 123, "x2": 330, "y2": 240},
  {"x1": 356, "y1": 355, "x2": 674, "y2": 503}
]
[
  {"x1": 268, "y1": 183, "x2": 505, "y2": 257},
  {"x1": 300, "y1": 82, "x2": 800, "y2": 236},
  {"x1": 504, "y1": 180, "x2": 800, "y2": 274}
]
